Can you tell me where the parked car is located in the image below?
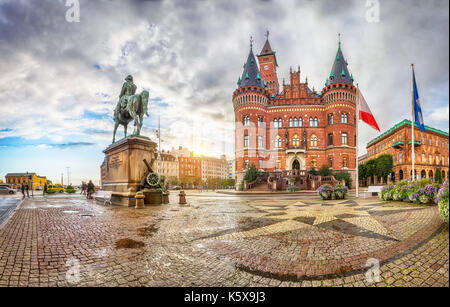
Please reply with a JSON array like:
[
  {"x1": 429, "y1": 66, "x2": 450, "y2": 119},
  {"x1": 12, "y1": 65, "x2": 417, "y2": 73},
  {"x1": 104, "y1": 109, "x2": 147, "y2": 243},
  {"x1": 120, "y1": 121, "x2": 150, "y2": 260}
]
[{"x1": 0, "y1": 186, "x2": 15, "y2": 194}]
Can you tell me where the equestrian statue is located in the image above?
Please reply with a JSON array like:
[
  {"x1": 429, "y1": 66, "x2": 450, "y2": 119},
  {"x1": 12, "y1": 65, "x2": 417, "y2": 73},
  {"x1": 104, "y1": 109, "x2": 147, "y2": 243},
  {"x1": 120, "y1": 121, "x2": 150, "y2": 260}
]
[{"x1": 112, "y1": 75, "x2": 149, "y2": 143}]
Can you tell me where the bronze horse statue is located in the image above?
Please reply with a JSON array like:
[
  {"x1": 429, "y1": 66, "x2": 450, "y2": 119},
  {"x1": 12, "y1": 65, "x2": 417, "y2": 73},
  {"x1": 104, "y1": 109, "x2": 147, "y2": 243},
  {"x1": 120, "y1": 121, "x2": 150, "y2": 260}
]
[{"x1": 112, "y1": 90, "x2": 149, "y2": 143}]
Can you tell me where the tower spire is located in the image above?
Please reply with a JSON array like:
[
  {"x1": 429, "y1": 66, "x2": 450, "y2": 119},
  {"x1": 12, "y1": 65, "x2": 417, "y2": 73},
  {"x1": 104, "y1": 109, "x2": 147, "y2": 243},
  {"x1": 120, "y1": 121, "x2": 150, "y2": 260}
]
[
  {"x1": 250, "y1": 35, "x2": 253, "y2": 50},
  {"x1": 327, "y1": 33, "x2": 353, "y2": 85}
]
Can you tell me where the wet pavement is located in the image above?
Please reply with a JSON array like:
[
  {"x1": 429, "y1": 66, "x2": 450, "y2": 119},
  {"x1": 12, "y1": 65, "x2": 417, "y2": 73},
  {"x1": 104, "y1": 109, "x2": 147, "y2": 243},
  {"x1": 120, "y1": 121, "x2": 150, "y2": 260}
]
[
  {"x1": 0, "y1": 195, "x2": 22, "y2": 225},
  {"x1": 0, "y1": 192, "x2": 448, "y2": 287}
]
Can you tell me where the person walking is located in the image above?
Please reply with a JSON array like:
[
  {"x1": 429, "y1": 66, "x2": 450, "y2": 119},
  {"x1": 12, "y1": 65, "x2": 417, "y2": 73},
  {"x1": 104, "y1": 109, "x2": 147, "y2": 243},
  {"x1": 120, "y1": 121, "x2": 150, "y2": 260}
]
[
  {"x1": 43, "y1": 183, "x2": 47, "y2": 196},
  {"x1": 86, "y1": 180, "x2": 95, "y2": 199},
  {"x1": 25, "y1": 184, "x2": 29, "y2": 198},
  {"x1": 21, "y1": 183, "x2": 25, "y2": 199}
]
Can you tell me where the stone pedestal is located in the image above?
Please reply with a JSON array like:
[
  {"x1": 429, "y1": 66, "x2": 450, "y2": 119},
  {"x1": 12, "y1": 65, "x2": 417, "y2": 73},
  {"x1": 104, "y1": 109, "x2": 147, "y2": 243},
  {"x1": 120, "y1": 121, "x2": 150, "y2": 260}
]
[
  {"x1": 143, "y1": 189, "x2": 163, "y2": 206},
  {"x1": 101, "y1": 136, "x2": 157, "y2": 207}
]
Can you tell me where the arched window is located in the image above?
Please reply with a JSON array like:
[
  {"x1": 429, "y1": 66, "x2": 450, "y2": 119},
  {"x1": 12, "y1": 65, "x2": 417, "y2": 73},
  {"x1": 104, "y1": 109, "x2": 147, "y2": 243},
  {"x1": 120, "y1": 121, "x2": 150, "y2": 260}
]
[
  {"x1": 293, "y1": 117, "x2": 298, "y2": 127},
  {"x1": 341, "y1": 113, "x2": 348, "y2": 124},
  {"x1": 328, "y1": 114, "x2": 333, "y2": 125},
  {"x1": 275, "y1": 136, "x2": 282, "y2": 148},
  {"x1": 244, "y1": 116, "x2": 250, "y2": 126},
  {"x1": 278, "y1": 118, "x2": 282, "y2": 128},
  {"x1": 289, "y1": 118, "x2": 293, "y2": 127},
  {"x1": 310, "y1": 135, "x2": 318, "y2": 147},
  {"x1": 309, "y1": 117, "x2": 314, "y2": 127},
  {"x1": 314, "y1": 117, "x2": 318, "y2": 127},
  {"x1": 273, "y1": 118, "x2": 278, "y2": 128},
  {"x1": 299, "y1": 117, "x2": 303, "y2": 127},
  {"x1": 292, "y1": 134, "x2": 300, "y2": 147},
  {"x1": 399, "y1": 153, "x2": 403, "y2": 163}
]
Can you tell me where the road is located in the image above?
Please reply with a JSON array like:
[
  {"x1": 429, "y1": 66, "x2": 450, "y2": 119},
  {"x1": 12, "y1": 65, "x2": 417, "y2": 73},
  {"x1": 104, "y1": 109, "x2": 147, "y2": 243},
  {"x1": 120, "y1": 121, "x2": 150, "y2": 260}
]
[{"x1": 0, "y1": 195, "x2": 22, "y2": 226}]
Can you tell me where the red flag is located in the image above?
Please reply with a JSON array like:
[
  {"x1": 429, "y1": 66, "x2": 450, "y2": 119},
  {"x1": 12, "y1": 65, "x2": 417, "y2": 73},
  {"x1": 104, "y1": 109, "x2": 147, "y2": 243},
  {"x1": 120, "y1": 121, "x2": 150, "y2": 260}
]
[{"x1": 358, "y1": 89, "x2": 380, "y2": 131}]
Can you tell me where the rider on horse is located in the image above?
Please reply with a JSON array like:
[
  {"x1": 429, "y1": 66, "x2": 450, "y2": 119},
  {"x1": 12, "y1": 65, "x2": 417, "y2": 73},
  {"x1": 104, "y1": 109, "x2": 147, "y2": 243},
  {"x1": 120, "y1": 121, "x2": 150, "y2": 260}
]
[{"x1": 115, "y1": 75, "x2": 137, "y2": 118}]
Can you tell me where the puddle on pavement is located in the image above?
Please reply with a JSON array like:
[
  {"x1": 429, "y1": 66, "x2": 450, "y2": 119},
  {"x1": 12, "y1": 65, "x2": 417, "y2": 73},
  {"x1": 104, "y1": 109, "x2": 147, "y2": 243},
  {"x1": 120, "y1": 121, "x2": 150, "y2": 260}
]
[{"x1": 115, "y1": 238, "x2": 145, "y2": 249}]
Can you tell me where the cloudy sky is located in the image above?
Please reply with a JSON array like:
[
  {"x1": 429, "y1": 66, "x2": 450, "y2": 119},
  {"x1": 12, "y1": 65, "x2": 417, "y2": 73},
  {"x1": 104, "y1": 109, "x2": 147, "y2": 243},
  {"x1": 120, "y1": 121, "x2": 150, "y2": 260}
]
[{"x1": 0, "y1": 0, "x2": 448, "y2": 185}]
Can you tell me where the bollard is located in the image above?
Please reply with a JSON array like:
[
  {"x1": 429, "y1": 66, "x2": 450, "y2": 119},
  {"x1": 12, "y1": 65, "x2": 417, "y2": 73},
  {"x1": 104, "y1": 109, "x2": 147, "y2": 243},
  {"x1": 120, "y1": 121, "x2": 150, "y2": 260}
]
[
  {"x1": 135, "y1": 191, "x2": 145, "y2": 209},
  {"x1": 179, "y1": 190, "x2": 187, "y2": 205}
]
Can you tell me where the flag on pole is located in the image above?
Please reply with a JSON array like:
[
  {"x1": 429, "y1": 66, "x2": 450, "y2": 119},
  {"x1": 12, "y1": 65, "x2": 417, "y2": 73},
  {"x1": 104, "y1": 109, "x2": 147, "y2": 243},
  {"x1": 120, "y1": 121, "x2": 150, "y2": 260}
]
[
  {"x1": 357, "y1": 89, "x2": 380, "y2": 131},
  {"x1": 412, "y1": 68, "x2": 426, "y2": 132}
]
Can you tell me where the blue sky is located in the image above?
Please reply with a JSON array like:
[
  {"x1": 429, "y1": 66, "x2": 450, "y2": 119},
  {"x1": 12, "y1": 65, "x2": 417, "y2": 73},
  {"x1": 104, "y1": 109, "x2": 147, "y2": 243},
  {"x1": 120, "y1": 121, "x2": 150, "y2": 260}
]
[{"x1": 0, "y1": 0, "x2": 448, "y2": 184}]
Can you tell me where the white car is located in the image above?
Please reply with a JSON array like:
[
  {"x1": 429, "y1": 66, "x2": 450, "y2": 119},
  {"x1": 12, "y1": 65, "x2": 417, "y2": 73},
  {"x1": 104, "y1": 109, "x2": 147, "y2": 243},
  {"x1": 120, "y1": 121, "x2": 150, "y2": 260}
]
[{"x1": 0, "y1": 186, "x2": 15, "y2": 194}]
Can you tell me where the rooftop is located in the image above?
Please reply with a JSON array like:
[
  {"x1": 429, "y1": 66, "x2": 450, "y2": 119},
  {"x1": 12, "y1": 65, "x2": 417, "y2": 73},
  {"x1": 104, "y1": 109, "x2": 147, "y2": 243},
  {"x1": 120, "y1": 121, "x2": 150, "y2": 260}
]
[{"x1": 367, "y1": 119, "x2": 449, "y2": 147}]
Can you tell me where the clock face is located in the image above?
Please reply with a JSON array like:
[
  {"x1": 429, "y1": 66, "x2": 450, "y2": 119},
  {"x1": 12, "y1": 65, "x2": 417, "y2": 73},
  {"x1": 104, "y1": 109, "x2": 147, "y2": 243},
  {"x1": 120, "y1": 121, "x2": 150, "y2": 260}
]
[{"x1": 264, "y1": 65, "x2": 269, "y2": 70}]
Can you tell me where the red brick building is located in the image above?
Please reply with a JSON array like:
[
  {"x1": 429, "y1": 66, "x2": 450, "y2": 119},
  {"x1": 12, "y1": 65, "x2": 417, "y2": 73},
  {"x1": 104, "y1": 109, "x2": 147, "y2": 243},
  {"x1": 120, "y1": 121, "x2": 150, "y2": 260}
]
[
  {"x1": 366, "y1": 119, "x2": 449, "y2": 184},
  {"x1": 233, "y1": 34, "x2": 357, "y2": 188}
]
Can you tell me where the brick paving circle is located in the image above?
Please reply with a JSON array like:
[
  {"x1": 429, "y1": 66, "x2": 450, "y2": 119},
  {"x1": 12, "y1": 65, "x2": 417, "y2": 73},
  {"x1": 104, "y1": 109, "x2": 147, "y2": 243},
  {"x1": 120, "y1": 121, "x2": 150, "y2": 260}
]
[{"x1": 0, "y1": 193, "x2": 447, "y2": 287}]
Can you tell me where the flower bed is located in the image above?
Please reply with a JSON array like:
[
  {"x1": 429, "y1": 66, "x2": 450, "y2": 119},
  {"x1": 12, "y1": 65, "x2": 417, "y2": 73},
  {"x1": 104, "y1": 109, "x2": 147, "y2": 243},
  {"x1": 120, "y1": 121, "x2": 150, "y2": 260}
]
[
  {"x1": 334, "y1": 184, "x2": 348, "y2": 199},
  {"x1": 435, "y1": 181, "x2": 449, "y2": 223},
  {"x1": 317, "y1": 184, "x2": 334, "y2": 200}
]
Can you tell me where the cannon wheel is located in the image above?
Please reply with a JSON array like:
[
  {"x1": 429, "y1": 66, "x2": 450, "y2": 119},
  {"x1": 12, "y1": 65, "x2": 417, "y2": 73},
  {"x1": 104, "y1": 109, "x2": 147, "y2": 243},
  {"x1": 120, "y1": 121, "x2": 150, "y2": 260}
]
[{"x1": 146, "y1": 172, "x2": 161, "y2": 187}]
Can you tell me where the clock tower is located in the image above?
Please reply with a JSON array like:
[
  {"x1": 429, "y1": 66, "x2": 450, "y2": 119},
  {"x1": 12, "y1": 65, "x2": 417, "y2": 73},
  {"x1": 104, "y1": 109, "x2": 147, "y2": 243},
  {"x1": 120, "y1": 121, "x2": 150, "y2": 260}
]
[{"x1": 257, "y1": 30, "x2": 279, "y2": 97}]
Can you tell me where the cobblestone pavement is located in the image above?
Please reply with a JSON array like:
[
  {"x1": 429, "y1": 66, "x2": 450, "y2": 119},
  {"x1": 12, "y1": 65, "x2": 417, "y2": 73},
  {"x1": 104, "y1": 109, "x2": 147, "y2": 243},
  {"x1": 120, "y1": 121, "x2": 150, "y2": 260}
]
[{"x1": 0, "y1": 192, "x2": 448, "y2": 287}]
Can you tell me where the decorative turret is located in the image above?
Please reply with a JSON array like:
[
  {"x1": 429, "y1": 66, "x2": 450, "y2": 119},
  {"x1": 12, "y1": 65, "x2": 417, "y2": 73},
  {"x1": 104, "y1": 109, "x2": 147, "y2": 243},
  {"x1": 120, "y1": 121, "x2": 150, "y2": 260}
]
[
  {"x1": 257, "y1": 30, "x2": 279, "y2": 96},
  {"x1": 238, "y1": 37, "x2": 264, "y2": 88},
  {"x1": 328, "y1": 34, "x2": 353, "y2": 85}
]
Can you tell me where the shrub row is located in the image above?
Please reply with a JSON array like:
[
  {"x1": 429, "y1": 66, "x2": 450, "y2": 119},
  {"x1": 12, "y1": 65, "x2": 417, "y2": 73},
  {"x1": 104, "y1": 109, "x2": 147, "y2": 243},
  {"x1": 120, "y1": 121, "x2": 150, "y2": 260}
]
[{"x1": 317, "y1": 184, "x2": 348, "y2": 200}]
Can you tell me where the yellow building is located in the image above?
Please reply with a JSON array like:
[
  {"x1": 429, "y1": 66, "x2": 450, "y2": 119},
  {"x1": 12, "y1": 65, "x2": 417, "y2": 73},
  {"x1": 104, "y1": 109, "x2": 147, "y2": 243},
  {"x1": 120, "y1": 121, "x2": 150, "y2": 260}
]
[{"x1": 5, "y1": 172, "x2": 48, "y2": 190}]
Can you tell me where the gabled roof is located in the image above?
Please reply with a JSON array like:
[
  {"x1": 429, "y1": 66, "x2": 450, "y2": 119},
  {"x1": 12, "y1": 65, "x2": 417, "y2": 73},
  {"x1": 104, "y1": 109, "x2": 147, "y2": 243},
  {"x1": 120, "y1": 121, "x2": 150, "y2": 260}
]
[
  {"x1": 238, "y1": 44, "x2": 264, "y2": 88},
  {"x1": 5, "y1": 172, "x2": 36, "y2": 177},
  {"x1": 328, "y1": 39, "x2": 353, "y2": 85}
]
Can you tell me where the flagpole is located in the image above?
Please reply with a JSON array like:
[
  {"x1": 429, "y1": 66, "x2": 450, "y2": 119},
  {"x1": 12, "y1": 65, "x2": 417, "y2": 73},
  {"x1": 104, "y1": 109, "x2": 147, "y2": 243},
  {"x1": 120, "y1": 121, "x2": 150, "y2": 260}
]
[
  {"x1": 411, "y1": 64, "x2": 415, "y2": 181},
  {"x1": 356, "y1": 84, "x2": 359, "y2": 198}
]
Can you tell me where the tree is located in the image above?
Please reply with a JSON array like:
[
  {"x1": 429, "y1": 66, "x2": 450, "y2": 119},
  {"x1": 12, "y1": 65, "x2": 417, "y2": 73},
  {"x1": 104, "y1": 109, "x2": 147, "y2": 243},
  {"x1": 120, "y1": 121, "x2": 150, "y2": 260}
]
[
  {"x1": 366, "y1": 159, "x2": 377, "y2": 184},
  {"x1": 375, "y1": 154, "x2": 393, "y2": 183},
  {"x1": 243, "y1": 163, "x2": 260, "y2": 183},
  {"x1": 358, "y1": 163, "x2": 368, "y2": 187},
  {"x1": 318, "y1": 165, "x2": 332, "y2": 177},
  {"x1": 334, "y1": 172, "x2": 352, "y2": 188},
  {"x1": 308, "y1": 167, "x2": 319, "y2": 176},
  {"x1": 435, "y1": 168, "x2": 443, "y2": 184}
]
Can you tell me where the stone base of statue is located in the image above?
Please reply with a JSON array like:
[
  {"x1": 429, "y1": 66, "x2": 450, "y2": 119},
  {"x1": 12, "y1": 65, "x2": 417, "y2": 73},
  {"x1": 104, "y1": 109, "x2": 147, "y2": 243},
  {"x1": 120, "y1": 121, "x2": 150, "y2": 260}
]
[
  {"x1": 141, "y1": 188, "x2": 164, "y2": 206},
  {"x1": 101, "y1": 136, "x2": 157, "y2": 207}
]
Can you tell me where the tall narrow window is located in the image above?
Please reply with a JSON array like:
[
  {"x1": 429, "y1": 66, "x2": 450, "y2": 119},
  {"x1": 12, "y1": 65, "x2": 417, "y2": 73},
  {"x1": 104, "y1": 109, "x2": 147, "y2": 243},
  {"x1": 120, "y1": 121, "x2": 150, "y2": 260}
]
[
  {"x1": 275, "y1": 136, "x2": 282, "y2": 148},
  {"x1": 278, "y1": 118, "x2": 282, "y2": 128},
  {"x1": 292, "y1": 134, "x2": 300, "y2": 147},
  {"x1": 314, "y1": 117, "x2": 318, "y2": 127},
  {"x1": 328, "y1": 133, "x2": 333, "y2": 146},
  {"x1": 245, "y1": 160, "x2": 249, "y2": 169},
  {"x1": 343, "y1": 157, "x2": 348, "y2": 168},
  {"x1": 259, "y1": 160, "x2": 263, "y2": 169},
  {"x1": 289, "y1": 118, "x2": 293, "y2": 127},
  {"x1": 293, "y1": 117, "x2": 298, "y2": 127},
  {"x1": 310, "y1": 135, "x2": 318, "y2": 147},
  {"x1": 244, "y1": 116, "x2": 250, "y2": 126},
  {"x1": 342, "y1": 133, "x2": 348, "y2": 145},
  {"x1": 309, "y1": 117, "x2": 314, "y2": 127},
  {"x1": 328, "y1": 114, "x2": 334, "y2": 125},
  {"x1": 329, "y1": 157, "x2": 333, "y2": 168},
  {"x1": 257, "y1": 117, "x2": 263, "y2": 127},
  {"x1": 258, "y1": 136, "x2": 263, "y2": 148},
  {"x1": 244, "y1": 135, "x2": 249, "y2": 148},
  {"x1": 341, "y1": 113, "x2": 348, "y2": 124},
  {"x1": 273, "y1": 118, "x2": 278, "y2": 128},
  {"x1": 299, "y1": 117, "x2": 303, "y2": 127}
]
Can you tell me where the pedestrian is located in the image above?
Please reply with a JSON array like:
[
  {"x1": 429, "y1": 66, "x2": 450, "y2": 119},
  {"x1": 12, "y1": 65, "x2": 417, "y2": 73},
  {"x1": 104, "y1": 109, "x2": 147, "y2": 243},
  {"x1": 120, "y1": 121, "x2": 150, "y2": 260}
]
[
  {"x1": 86, "y1": 180, "x2": 95, "y2": 199},
  {"x1": 82, "y1": 181, "x2": 87, "y2": 195},
  {"x1": 21, "y1": 183, "x2": 25, "y2": 199},
  {"x1": 25, "y1": 184, "x2": 29, "y2": 198},
  {"x1": 43, "y1": 183, "x2": 47, "y2": 196}
]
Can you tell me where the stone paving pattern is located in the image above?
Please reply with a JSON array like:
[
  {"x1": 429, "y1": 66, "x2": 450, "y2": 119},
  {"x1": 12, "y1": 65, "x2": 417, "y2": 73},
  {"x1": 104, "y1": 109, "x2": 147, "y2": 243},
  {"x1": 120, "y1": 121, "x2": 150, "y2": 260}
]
[{"x1": 0, "y1": 192, "x2": 448, "y2": 287}]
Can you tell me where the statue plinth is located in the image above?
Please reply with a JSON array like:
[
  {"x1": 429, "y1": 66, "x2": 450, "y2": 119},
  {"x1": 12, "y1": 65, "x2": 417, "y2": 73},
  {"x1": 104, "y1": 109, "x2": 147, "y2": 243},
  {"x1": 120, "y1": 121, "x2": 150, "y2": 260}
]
[{"x1": 101, "y1": 136, "x2": 157, "y2": 206}]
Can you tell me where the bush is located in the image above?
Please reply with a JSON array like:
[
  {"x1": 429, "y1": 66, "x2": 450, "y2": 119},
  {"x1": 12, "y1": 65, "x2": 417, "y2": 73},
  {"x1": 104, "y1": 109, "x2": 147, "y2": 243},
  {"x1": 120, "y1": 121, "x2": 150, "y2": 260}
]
[
  {"x1": 243, "y1": 164, "x2": 260, "y2": 183},
  {"x1": 317, "y1": 184, "x2": 334, "y2": 200},
  {"x1": 392, "y1": 180, "x2": 409, "y2": 201},
  {"x1": 436, "y1": 181, "x2": 448, "y2": 222},
  {"x1": 46, "y1": 188, "x2": 57, "y2": 194},
  {"x1": 308, "y1": 167, "x2": 319, "y2": 176},
  {"x1": 334, "y1": 184, "x2": 348, "y2": 199},
  {"x1": 318, "y1": 166, "x2": 332, "y2": 177},
  {"x1": 334, "y1": 172, "x2": 352, "y2": 188},
  {"x1": 287, "y1": 186, "x2": 300, "y2": 192},
  {"x1": 66, "y1": 189, "x2": 76, "y2": 194},
  {"x1": 380, "y1": 183, "x2": 395, "y2": 201},
  {"x1": 239, "y1": 180, "x2": 244, "y2": 191}
]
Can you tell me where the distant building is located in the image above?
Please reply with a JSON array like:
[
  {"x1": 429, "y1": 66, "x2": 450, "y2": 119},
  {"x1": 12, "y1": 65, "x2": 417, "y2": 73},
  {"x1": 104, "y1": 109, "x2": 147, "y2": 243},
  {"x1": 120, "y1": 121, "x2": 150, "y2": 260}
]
[
  {"x1": 358, "y1": 154, "x2": 367, "y2": 165},
  {"x1": 201, "y1": 155, "x2": 228, "y2": 182},
  {"x1": 366, "y1": 119, "x2": 449, "y2": 183},
  {"x1": 5, "y1": 172, "x2": 48, "y2": 190},
  {"x1": 227, "y1": 159, "x2": 235, "y2": 179},
  {"x1": 155, "y1": 150, "x2": 179, "y2": 180}
]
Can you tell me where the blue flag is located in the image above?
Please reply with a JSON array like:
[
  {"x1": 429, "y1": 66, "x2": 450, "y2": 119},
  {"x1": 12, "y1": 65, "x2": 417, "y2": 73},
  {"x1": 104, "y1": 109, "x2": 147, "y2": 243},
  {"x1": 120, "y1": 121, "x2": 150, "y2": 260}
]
[{"x1": 413, "y1": 69, "x2": 426, "y2": 132}]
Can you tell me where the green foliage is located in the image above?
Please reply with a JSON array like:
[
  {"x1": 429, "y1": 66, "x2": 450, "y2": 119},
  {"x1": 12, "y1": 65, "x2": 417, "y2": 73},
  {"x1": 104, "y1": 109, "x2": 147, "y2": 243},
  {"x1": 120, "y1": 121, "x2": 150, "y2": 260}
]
[
  {"x1": 287, "y1": 186, "x2": 300, "y2": 192},
  {"x1": 318, "y1": 165, "x2": 332, "y2": 177},
  {"x1": 239, "y1": 180, "x2": 244, "y2": 191},
  {"x1": 375, "y1": 154, "x2": 394, "y2": 182},
  {"x1": 66, "y1": 185, "x2": 74, "y2": 190},
  {"x1": 358, "y1": 163, "x2": 367, "y2": 180},
  {"x1": 435, "y1": 168, "x2": 443, "y2": 184},
  {"x1": 334, "y1": 172, "x2": 352, "y2": 188},
  {"x1": 243, "y1": 163, "x2": 260, "y2": 183},
  {"x1": 308, "y1": 167, "x2": 319, "y2": 175},
  {"x1": 66, "y1": 188, "x2": 76, "y2": 194}
]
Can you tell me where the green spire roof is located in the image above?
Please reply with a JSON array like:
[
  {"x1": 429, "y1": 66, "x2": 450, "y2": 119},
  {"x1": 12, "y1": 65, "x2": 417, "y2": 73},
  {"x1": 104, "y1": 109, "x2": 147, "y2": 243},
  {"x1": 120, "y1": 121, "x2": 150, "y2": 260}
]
[
  {"x1": 237, "y1": 76, "x2": 241, "y2": 85},
  {"x1": 245, "y1": 72, "x2": 249, "y2": 79},
  {"x1": 336, "y1": 55, "x2": 340, "y2": 61},
  {"x1": 330, "y1": 71, "x2": 334, "y2": 78},
  {"x1": 328, "y1": 34, "x2": 353, "y2": 85},
  {"x1": 341, "y1": 69, "x2": 345, "y2": 76},
  {"x1": 238, "y1": 37, "x2": 264, "y2": 89},
  {"x1": 350, "y1": 74, "x2": 354, "y2": 81},
  {"x1": 256, "y1": 72, "x2": 261, "y2": 80}
]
